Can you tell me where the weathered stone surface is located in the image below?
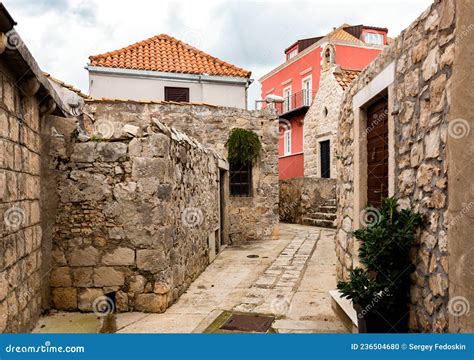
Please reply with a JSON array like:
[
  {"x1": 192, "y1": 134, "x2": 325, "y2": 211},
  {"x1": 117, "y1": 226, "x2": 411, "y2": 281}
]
[
  {"x1": 128, "y1": 275, "x2": 146, "y2": 294},
  {"x1": 72, "y1": 267, "x2": 94, "y2": 287},
  {"x1": 50, "y1": 267, "x2": 72, "y2": 287},
  {"x1": 422, "y1": 48, "x2": 440, "y2": 81},
  {"x1": 70, "y1": 142, "x2": 97, "y2": 162},
  {"x1": 134, "y1": 293, "x2": 167, "y2": 313},
  {"x1": 131, "y1": 157, "x2": 167, "y2": 179},
  {"x1": 136, "y1": 250, "x2": 167, "y2": 273},
  {"x1": 51, "y1": 288, "x2": 77, "y2": 310},
  {"x1": 102, "y1": 248, "x2": 135, "y2": 266},
  {"x1": 97, "y1": 142, "x2": 128, "y2": 162},
  {"x1": 78, "y1": 288, "x2": 104, "y2": 311},
  {"x1": 93, "y1": 267, "x2": 125, "y2": 287},
  {"x1": 70, "y1": 247, "x2": 99, "y2": 267},
  {"x1": 153, "y1": 282, "x2": 171, "y2": 294}
]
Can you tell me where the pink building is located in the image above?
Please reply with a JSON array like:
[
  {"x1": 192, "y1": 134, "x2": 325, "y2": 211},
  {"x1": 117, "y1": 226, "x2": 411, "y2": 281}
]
[{"x1": 259, "y1": 25, "x2": 389, "y2": 179}]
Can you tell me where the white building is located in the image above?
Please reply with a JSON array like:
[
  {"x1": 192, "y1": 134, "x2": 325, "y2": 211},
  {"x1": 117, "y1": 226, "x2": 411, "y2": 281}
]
[{"x1": 86, "y1": 34, "x2": 252, "y2": 109}]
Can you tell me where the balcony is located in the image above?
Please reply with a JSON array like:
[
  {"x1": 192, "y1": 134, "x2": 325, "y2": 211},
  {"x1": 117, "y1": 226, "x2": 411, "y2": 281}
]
[{"x1": 274, "y1": 89, "x2": 316, "y2": 119}]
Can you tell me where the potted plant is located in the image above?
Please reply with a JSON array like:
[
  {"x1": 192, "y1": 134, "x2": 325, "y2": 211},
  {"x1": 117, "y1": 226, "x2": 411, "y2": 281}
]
[{"x1": 337, "y1": 197, "x2": 422, "y2": 333}]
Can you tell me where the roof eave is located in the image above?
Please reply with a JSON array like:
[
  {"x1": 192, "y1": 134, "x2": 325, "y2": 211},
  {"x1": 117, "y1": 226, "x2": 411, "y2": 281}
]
[{"x1": 86, "y1": 65, "x2": 251, "y2": 84}]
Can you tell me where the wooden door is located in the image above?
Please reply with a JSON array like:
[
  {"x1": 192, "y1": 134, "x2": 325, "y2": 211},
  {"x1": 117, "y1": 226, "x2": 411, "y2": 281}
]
[{"x1": 366, "y1": 99, "x2": 388, "y2": 208}]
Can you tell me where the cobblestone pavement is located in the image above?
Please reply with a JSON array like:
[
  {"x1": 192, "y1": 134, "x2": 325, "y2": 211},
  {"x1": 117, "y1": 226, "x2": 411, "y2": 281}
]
[{"x1": 34, "y1": 224, "x2": 347, "y2": 333}]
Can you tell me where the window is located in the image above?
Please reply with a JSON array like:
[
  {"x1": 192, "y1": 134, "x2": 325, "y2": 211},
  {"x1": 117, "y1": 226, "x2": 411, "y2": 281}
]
[
  {"x1": 164, "y1": 87, "x2": 189, "y2": 102},
  {"x1": 230, "y1": 162, "x2": 252, "y2": 196},
  {"x1": 287, "y1": 49, "x2": 298, "y2": 60},
  {"x1": 320, "y1": 140, "x2": 330, "y2": 178},
  {"x1": 364, "y1": 32, "x2": 384, "y2": 45},
  {"x1": 284, "y1": 130, "x2": 292, "y2": 156},
  {"x1": 283, "y1": 87, "x2": 291, "y2": 113},
  {"x1": 302, "y1": 76, "x2": 312, "y2": 106},
  {"x1": 321, "y1": 45, "x2": 336, "y2": 71}
]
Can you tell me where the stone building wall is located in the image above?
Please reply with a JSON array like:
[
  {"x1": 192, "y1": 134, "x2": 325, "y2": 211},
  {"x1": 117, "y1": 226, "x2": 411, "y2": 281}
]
[
  {"x1": 0, "y1": 62, "x2": 44, "y2": 332},
  {"x1": 279, "y1": 177, "x2": 336, "y2": 224},
  {"x1": 335, "y1": 0, "x2": 456, "y2": 332},
  {"x1": 304, "y1": 67, "x2": 344, "y2": 178},
  {"x1": 49, "y1": 118, "x2": 223, "y2": 313},
  {"x1": 82, "y1": 101, "x2": 280, "y2": 243}
]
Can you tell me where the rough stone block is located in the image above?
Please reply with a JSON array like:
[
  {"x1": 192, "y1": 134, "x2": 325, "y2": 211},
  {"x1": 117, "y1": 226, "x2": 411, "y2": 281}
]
[
  {"x1": 128, "y1": 275, "x2": 146, "y2": 294},
  {"x1": 51, "y1": 288, "x2": 77, "y2": 310},
  {"x1": 136, "y1": 250, "x2": 167, "y2": 273},
  {"x1": 72, "y1": 267, "x2": 94, "y2": 287},
  {"x1": 78, "y1": 288, "x2": 104, "y2": 311},
  {"x1": 70, "y1": 247, "x2": 99, "y2": 267},
  {"x1": 131, "y1": 157, "x2": 167, "y2": 179},
  {"x1": 93, "y1": 267, "x2": 125, "y2": 287},
  {"x1": 134, "y1": 293, "x2": 167, "y2": 313},
  {"x1": 102, "y1": 248, "x2": 135, "y2": 266},
  {"x1": 70, "y1": 142, "x2": 97, "y2": 163},
  {"x1": 50, "y1": 267, "x2": 72, "y2": 287},
  {"x1": 97, "y1": 142, "x2": 128, "y2": 162}
]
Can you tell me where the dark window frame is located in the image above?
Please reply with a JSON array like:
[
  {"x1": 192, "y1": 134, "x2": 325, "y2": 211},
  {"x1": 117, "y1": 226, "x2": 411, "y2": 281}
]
[
  {"x1": 164, "y1": 87, "x2": 190, "y2": 102},
  {"x1": 229, "y1": 162, "x2": 252, "y2": 197},
  {"x1": 320, "y1": 140, "x2": 331, "y2": 179}
]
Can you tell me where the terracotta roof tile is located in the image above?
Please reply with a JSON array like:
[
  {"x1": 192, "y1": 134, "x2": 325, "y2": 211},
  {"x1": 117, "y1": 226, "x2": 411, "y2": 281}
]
[
  {"x1": 334, "y1": 68, "x2": 361, "y2": 90},
  {"x1": 327, "y1": 28, "x2": 364, "y2": 44},
  {"x1": 89, "y1": 34, "x2": 251, "y2": 78}
]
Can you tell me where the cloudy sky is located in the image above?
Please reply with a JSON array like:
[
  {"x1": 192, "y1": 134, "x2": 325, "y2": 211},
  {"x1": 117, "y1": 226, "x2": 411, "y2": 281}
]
[{"x1": 7, "y1": 0, "x2": 432, "y2": 107}]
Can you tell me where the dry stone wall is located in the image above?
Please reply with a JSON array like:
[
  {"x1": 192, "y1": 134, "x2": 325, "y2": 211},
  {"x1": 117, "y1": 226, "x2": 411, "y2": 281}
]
[
  {"x1": 49, "y1": 118, "x2": 223, "y2": 313},
  {"x1": 335, "y1": 0, "x2": 456, "y2": 332},
  {"x1": 279, "y1": 177, "x2": 335, "y2": 225},
  {"x1": 0, "y1": 62, "x2": 44, "y2": 332},
  {"x1": 83, "y1": 101, "x2": 279, "y2": 243}
]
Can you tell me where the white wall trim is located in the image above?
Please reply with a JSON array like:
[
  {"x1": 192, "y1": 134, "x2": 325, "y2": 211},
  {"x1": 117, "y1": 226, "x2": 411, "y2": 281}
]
[
  {"x1": 87, "y1": 66, "x2": 250, "y2": 85},
  {"x1": 353, "y1": 61, "x2": 396, "y2": 110}
]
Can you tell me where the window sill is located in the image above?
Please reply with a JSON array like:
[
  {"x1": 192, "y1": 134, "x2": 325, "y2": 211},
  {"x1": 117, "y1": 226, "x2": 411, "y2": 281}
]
[{"x1": 279, "y1": 152, "x2": 303, "y2": 159}]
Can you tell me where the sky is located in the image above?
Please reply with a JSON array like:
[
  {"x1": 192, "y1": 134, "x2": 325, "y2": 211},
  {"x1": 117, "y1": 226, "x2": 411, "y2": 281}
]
[{"x1": 6, "y1": 0, "x2": 433, "y2": 108}]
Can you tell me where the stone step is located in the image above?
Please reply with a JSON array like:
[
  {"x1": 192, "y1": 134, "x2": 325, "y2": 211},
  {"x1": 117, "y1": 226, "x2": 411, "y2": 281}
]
[
  {"x1": 308, "y1": 212, "x2": 336, "y2": 221},
  {"x1": 316, "y1": 205, "x2": 337, "y2": 214},
  {"x1": 325, "y1": 199, "x2": 337, "y2": 205},
  {"x1": 301, "y1": 217, "x2": 336, "y2": 228}
]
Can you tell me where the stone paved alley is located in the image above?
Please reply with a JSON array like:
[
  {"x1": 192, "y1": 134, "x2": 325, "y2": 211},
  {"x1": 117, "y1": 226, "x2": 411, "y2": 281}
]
[{"x1": 34, "y1": 224, "x2": 347, "y2": 333}]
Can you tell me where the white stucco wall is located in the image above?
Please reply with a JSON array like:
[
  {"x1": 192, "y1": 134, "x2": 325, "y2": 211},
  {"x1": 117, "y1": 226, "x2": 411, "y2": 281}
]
[{"x1": 88, "y1": 71, "x2": 248, "y2": 109}]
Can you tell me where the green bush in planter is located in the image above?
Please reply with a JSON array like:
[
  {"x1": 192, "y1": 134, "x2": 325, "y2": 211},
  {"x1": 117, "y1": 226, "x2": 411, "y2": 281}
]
[
  {"x1": 337, "y1": 197, "x2": 422, "y2": 332},
  {"x1": 226, "y1": 128, "x2": 261, "y2": 165}
]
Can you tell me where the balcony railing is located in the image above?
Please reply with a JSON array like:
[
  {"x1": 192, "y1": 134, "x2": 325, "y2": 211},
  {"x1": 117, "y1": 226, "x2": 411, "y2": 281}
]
[{"x1": 273, "y1": 89, "x2": 316, "y2": 116}]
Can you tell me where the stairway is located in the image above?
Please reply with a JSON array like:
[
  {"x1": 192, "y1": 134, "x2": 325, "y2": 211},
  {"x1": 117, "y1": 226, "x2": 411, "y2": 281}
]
[{"x1": 301, "y1": 198, "x2": 337, "y2": 228}]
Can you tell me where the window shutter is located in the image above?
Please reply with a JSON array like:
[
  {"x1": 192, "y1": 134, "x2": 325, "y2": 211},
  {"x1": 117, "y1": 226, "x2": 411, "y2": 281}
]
[{"x1": 165, "y1": 87, "x2": 190, "y2": 102}]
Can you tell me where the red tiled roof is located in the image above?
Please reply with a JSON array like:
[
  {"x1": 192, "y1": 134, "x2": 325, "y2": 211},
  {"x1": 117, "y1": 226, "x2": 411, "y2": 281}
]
[
  {"x1": 89, "y1": 34, "x2": 251, "y2": 78},
  {"x1": 334, "y1": 68, "x2": 361, "y2": 90}
]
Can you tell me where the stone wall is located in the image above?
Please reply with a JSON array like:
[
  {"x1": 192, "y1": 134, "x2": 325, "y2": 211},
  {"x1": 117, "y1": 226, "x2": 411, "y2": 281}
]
[
  {"x1": 0, "y1": 62, "x2": 44, "y2": 332},
  {"x1": 82, "y1": 101, "x2": 280, "y2": 243},
  {"x1": 279, "y1": 177, "x2": 335, "y2": 224},
  {"x1": 49, "y1": 118, "x2": 223, "y2": 313},
  {"x1": 304, "y1": 67, "x2": 344, "y2": 178},
  {"x1": 335, "y1": 0, "x2": 456, "y2": 332}
]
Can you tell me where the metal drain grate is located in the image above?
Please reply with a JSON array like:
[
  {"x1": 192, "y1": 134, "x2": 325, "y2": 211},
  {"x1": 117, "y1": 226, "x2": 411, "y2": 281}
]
[{"x1": 220, "y1": 314, "x2": 275, "y2": 332}]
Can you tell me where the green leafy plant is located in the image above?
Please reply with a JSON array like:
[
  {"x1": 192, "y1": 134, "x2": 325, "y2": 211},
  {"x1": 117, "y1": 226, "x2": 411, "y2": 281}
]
[
  {"x1": 226, "y1": 128, "x2": 262, "y2": 164},
  {"x1": 337, "y1": 197, "x2": 422, "y2": 315}
]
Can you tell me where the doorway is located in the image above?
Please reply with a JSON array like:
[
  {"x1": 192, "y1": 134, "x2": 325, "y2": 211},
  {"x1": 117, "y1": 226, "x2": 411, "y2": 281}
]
[{"x1": 366, "y1": 98, "x2": 389, "y2": 208}]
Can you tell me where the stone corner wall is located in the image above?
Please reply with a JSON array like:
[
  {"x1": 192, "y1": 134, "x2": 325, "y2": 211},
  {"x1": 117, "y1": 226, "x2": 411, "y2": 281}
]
[
  {"x1": 49, "y1": 118, "x2": 222, "y2": 313},
  {"x1": 83, "y1": 101, "x2": 280, "y2": 244},
  {"x1": 0, "y1": 61, "x2": 44, "y2": 333},
  {"x1": 304, "y1": 67, "x2": 344, "y2": 178},
  {"x1": 335, "y1": 0, "x2": 455, "y2": 332}
]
